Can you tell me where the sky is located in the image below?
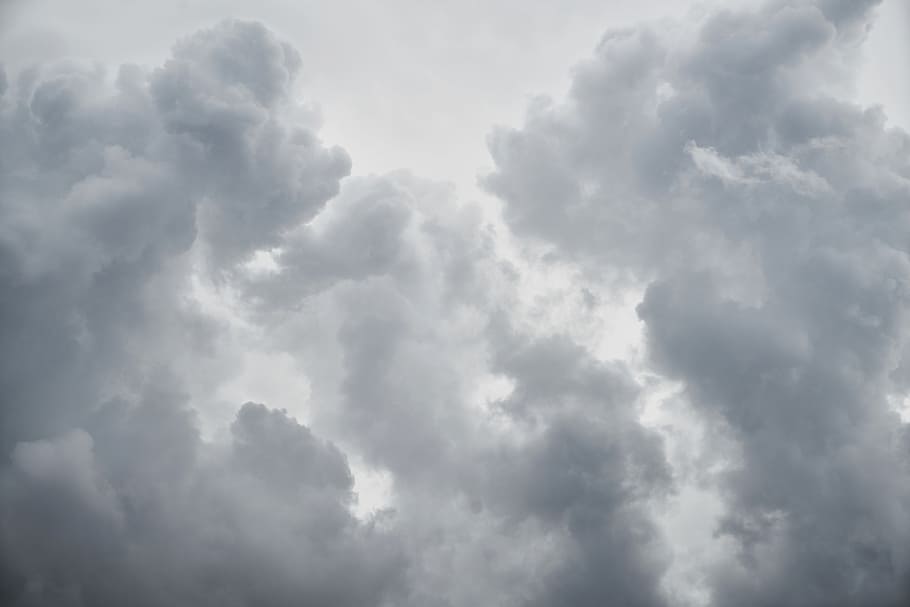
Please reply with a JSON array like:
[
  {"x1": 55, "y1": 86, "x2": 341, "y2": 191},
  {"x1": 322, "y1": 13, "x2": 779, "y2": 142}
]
[
  {"x1": 3, "y1": 0, "x2": 906, "y2": 194},
  {"x1": 1, "y1": 1, "x2": 910, "y2": 606}
]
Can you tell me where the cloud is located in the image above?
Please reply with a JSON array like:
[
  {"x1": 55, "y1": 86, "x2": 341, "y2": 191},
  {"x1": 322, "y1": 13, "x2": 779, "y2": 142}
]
[
  {"x1": 235, "y1": 167, "x2": 674, "y2": 603},
  {"x1": 2, "y1": 1, "x2": 908, "y2": 606},
  {"x1": 0, "y1": 14, "x2": 674, "y2": 607},
  {"x1": 0, "y1": 20, "x2": 400, "y2": 607},
  {"x1": 478, "y1": 325, "x2": 672, "y2": 607},
  {"x1": 1, "y1": 393, "x2": 404, "y2": 606},
  {"x1": 487, "y1": 0, "x2": 910, "y2": 604},
  {"x1": 0, "y1": 18, "x2": 350, "y2": 449},
  {"x1": 151, "y1": 20, "x2": 351, "y2": 267}
]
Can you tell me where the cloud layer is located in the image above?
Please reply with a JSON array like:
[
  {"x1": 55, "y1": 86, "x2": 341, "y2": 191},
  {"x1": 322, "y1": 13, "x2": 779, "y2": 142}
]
[
  {"x1": 1, "y1": 1, "x2": 909, "y2": 606},
  {"x1": 488, "y1": 0, "x2": 910, "y2": 604}
]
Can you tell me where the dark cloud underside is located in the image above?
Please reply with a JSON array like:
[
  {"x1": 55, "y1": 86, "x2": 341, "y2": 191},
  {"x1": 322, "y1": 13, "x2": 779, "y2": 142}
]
[{"x1": 488, "y1": 0, "x2": 910, "y2": 604}]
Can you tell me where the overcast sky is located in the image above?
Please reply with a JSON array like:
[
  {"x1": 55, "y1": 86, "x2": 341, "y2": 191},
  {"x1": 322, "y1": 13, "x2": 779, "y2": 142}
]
[
  {"x1": 1, "y1": 1, "x2": 910, "y2": 606},
  {"x1": 3, "y1": 0, "x2": 907, "y2": 193}
]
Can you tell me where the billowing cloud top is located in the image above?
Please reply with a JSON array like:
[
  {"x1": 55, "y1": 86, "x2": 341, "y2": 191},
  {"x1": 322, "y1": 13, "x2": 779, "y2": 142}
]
[{"x1": 1, "y1": 2, "x2": 909, "y2": 607}]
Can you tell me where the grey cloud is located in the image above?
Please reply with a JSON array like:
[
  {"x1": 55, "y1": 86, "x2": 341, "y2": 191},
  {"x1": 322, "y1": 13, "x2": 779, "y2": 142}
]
[
  {"x1": 357, "y1": 320, "x2": 672, "y2": 607},
  {"x1": 242, "y1": 163, "x2": 674, "y2": 605},
  {"x1": 1, "y1": 393, "x2": 404, "y2": 607},
  {"x1": 0, "y1": 15, "x2": 671, "y2": 607},
  {"x1": 0, "y1": 430, "x2": 128, "y2": 607},
  {"x1": 487, "y1": 0, "x2": 910, "y2": 604},
  {"x1": 5, "y1": 1, "x2": 906, "y2": 606},
  {"x1": 231, "y1": 401, "x2": 353, "y2": 495},
  {"x1": 0, "y1": 19, "x2": 402, "y2": 607},
  {"x1": 246, "y1": 175, "x2": 416, "y2": 302},
  {"x1": 478, "y1": 327, "x2": 672, "y2": 607},
  {"x1": 0, "y1": 18, "x2": 348, "y2": 451},
  {"x1": 290, "y1": 176, "x2": 502, "y2": 483},
  {"x1": 819, "y1": 0, "x2": 883, "y2": 29},
  {"x1": 150, "y1": 20, "x2": 351, "y2": 266}
]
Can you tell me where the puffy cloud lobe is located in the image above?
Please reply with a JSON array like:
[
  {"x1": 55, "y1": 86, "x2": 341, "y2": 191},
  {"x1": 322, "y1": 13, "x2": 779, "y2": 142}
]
[
  {"x1": 0, "y1": 19, "x2": 404, "y2": 607},
  {"x1": 487, "y1": 0, "x2": 910, "y2": 604},
  {"x1": 478, "y1": 327, "x2": 671, "y2": 607},
  {"x1": 0, "y1": 17, "x2": 674, "y2": 607},
  {"x1": 247, "y1": 176, "x2": 416, "y2": 301},
  {"x1": 244, "y1": 167, "x2": 674, "y2": 605},
  {"x1": 0, "y1": 19, "x2": 347, "y2": 451},
  {"x1": 248, "y1": 172, "x2": 504, "y2": 478},
  {"x1": 0, "y1": 430, "x2": 127, "y2": 606},
  {"x1": 151, "y1": 20, "x2": 351, "y2": 266},
  {"x1": 6, "y1": 2, "x2": 905, "y2": 606},
  {"x1": 1, "y1": 397, "x2": 404, "y2": 607},
  {"x1": 231, "y1": 401, "x2": 353, "y2": 496}
]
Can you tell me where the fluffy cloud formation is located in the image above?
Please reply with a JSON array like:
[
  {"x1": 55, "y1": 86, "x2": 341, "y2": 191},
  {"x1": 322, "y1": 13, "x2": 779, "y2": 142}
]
[
  {"x1": 1, "y1": 1, "x2": 909, "y2": 606},
  {"x1": 240, "y1": 168, "x2": 672, "y2": 605},
  {"x1": 0, "y1": 20, "x2": 402, "y2": 607},
  {"x1": 0, "y1": 16, "x2": 670, "y2": 607},
  {"x1": 488, "y1": 0, "x2": 910, "y2": 604},
  {"x1": 0, "y1": 19, "x2": 347, "y2": 451},
  {"x1": 1, "y1": 399, "x2": 403, "y2": 606}
]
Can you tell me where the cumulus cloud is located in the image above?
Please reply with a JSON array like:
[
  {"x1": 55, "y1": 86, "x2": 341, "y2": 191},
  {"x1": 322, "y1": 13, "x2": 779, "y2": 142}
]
[
  {"x1": 151, "y1": 21, "x2": 350, "y2": 266},
  {"x1": 0, "y1": 20, "x2": 398, "y2": 607},
  {"x1": 0, "y1": 15, "x2": 672, "y2": 607},
  {"x1": 2, "y1": 1, "x2": 908, "y2": 606},
  {"x1": 1, "y1": 397, "x2": 404, "y2": 606},
  {"x1": 0, "y1": 18, "x2": 351, "y2": 445},
  {"x1": 487, "y1": 0, "x2": 910, "y2": 604},
  {"x1": 239, "y1": 166, "x2": 673, "y2": 604}
]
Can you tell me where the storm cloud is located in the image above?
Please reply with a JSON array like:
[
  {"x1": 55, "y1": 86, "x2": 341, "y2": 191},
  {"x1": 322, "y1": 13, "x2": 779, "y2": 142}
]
[
  {"x1": 0, "y1": 21, "x2": 400, "y2": 607},
  {"x1": 1, "y1": 1, "x2": 909, "y2": 606},
  {"x1": 488, "y1": 0, "x2": 910, "y2": 604}
]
